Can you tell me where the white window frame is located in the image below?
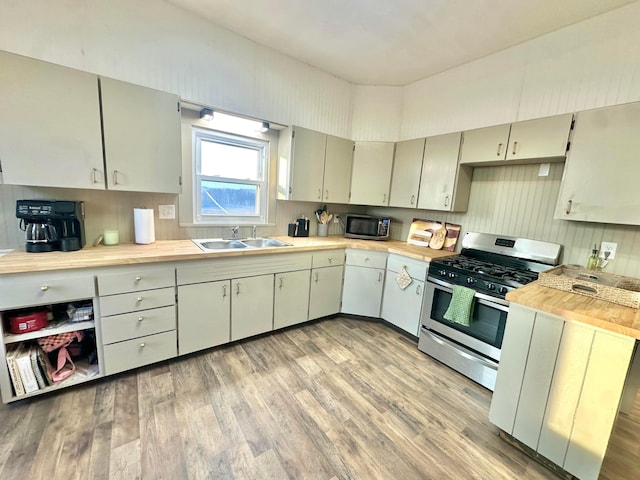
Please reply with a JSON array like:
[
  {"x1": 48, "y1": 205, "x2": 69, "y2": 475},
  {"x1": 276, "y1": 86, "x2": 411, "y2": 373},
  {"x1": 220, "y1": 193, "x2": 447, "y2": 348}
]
[{"x1": 192, "y1": 128, "x2": 269, "y2": 225}]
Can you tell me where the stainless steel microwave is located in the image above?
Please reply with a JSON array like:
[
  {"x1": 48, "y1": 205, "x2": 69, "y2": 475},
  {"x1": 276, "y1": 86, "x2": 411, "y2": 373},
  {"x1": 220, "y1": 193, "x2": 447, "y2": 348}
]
[{"x1": 344, "y1": 214, "x2": 390, "y2": 240}]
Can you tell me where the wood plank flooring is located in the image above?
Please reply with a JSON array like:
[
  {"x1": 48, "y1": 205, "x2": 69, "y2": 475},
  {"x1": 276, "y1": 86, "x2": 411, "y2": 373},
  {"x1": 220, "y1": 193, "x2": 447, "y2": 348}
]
[{"x1": 0, "y1": 317, "x2": 637, "y2": 479}]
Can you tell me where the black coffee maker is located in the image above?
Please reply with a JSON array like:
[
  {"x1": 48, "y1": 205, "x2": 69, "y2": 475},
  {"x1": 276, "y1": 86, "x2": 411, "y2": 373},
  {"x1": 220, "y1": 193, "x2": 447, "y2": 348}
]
[{"x1": 16, "y1": 200, "x2": 86, "y2": 252}]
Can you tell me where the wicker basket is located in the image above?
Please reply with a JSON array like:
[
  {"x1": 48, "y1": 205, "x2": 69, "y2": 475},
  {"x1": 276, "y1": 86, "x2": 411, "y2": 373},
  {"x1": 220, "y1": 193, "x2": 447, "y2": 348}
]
[{"x1": 538, "y1": 265, "x2": 640, "y2": 309}]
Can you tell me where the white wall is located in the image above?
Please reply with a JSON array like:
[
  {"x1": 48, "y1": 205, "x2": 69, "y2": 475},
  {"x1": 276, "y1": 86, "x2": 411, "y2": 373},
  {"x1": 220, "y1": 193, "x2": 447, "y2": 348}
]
[{"x1": 399, "y1": 1, "x2": 640, "y2": 139}]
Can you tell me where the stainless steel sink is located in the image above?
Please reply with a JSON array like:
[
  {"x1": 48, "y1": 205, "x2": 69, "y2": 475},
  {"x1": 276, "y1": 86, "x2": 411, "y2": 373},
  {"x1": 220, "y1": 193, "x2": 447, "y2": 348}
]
[
  {"x1": 241, "y1": 238, "x2": 292, "y2": 248},
  {"x1": 192, "y1": 237, "x2": 292, "y2": 252}
]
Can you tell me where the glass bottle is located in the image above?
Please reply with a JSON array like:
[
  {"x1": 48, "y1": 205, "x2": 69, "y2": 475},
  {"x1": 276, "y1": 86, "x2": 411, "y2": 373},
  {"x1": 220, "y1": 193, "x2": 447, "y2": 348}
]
[{"x1": 586, "y1": 245, "x2": 599, "y2": 270}]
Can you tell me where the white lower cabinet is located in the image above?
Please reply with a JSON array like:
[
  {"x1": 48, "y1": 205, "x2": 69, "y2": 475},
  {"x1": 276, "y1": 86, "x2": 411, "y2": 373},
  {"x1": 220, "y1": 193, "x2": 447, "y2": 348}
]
[
  {"x1": 309, "y1": 250, "x2": 345, "y2": 320},
  {"x1": 274, "y1": 270, "x2": 311, "y2": 329},
  {"x1": 97, "y1": 265, "x2": 177, "y2": 375},
  {"x1": 178, "y1": 280, "x2": 230, "y2": 355},
  {"x1": 231, "y1": 274, "x2": 274, "y2": 341},
  {"x1": 341, "y1": 249, "x2": 387, "y2": 317},
  {"x1": 381, "y1": 255, "x2": 428, "y2": 336},
  {"x1": 489, "y1": 303, "x2": 636, "y2": 480}
]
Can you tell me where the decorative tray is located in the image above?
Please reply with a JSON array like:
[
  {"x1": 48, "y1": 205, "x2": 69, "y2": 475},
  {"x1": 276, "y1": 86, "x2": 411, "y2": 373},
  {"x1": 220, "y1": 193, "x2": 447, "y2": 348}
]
[{"x1": 538, "y1": 265, "x2": 640, "y2": 309}]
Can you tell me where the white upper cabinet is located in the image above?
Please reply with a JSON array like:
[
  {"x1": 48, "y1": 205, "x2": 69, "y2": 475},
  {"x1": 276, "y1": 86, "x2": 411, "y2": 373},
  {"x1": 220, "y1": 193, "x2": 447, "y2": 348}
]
[
  {"x1": 100, "y1": 77, "x2": 182, "y2": 193},
  {"x1": 555, "y1": 102, "x2": 640, "y2": 225},
  {"x1": 278, "y1": 126, "x2": 353, "y2": 203},
  {"x1": 506, "y1": 114, "x2": 573, "y2": 162},
  {"x1": 389, "y1": 138, "x2": 425, "y2": 208},
  {"x1": 460, "y1": 114, "x2": 573, "y2": 166},
  {"x1": 350, "y1": 141, "x2": 395, "y2": 206},
  {"x1": 418, "y1": 132, "x2": 471, "y2": 212},
  {"x1": 0, "y1": 51, "x2": 105, "y2": 189},
  {"x1": 459, "y1": 124, "x2": 511, "y2": 165},
  {"x1": 322, "y1": 134, "x2": 354, "y2": 204}
]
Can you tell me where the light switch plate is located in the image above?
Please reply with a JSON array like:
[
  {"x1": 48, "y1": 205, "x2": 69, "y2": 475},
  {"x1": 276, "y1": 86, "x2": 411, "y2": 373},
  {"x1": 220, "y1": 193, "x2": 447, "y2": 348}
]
[
  {"x1": 600, "y1": 241, "x2": 617, "y2": 259},
  {"x1": 159, "y1": 204, "x2": 176, "y2": 220}
]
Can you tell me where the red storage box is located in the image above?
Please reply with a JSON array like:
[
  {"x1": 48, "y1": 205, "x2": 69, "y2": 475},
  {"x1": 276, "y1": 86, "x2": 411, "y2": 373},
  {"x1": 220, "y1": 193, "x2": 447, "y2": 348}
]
[{"x1": 7, "y1": 310, "x2": 49, "y2": 334}]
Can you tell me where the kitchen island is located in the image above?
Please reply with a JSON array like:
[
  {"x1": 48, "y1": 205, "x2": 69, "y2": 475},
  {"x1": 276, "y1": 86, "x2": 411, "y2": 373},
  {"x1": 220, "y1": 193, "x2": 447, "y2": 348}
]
[{"x1": 490, "y1": 281, "x2": 640, "y2": 480}]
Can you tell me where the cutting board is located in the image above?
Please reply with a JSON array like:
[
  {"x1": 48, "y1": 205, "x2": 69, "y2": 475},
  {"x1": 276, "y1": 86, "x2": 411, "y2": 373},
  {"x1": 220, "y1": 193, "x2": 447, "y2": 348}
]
[{"x1": 407, "y1": 219, "x2": 461, "y2": 251}]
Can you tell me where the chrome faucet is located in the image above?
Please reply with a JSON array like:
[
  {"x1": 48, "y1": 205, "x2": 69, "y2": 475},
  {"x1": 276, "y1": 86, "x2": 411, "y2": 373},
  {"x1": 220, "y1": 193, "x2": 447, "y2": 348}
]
[
  {"x1": 251, "y1": 225, "x2": 257, "y2": 239},
  {"x1": 231, "y1": 226, "x2": 239, "y2": 239}
]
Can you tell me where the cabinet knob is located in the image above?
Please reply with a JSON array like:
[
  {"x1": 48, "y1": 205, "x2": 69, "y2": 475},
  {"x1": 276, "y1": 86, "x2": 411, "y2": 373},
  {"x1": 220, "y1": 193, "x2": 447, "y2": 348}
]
[
  {"x1": 328, "y1": 257, "x2": 333, "y2": 263},
  {"x1": 365, "y1": 257, "x2": 369, "y2": 262},
  {"x1": 236, "y1": 283, "x2": 240, "y2": 295},
  {"x1": 138, "y1": 316, "x2": 144, "y2": 322},
  {"x1": 136, "y1": 296, "x2": 143, "y2": 302},
  {"x1": 222, "y1": 284, "x2": 227, "y2": 298},
  {"x1": 135, "y1": 275, "x2": 142, "y2": 281},
  {"x1": 315, "y1": 272, "x2": 319, "y2": 283},
  {"x1": 40, "y1": 285, "x2": 49, "y2": 291},
  {"x1": 139, "y1": 343, "x2": 146, "y2": 348},
  {"x1": 279, "y1": 277, "x2": 283, "y2": 289}
]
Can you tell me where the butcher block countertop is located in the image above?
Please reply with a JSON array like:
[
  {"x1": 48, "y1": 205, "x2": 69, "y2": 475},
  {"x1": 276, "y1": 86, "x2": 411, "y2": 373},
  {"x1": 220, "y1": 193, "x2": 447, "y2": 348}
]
[
  {"x1": 507, "y1": 281, "x2": 640, "y2": 339},
  {"x1": 0, "y1": 236, "x2": 458, "y2": 275}
]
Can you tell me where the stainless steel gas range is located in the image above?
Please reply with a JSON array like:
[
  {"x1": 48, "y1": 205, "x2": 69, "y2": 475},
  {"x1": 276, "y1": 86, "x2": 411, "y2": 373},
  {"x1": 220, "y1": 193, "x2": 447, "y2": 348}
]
[{"x1": 418, "y1": 232, "x2": 562, "y2": 391}]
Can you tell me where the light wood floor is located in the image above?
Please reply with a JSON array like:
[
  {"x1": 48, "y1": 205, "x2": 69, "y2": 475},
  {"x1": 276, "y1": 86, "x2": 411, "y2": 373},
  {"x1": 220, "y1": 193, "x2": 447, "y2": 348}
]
[{"x1": 0, "y1": 317, "x2": 637, "y2": 479}]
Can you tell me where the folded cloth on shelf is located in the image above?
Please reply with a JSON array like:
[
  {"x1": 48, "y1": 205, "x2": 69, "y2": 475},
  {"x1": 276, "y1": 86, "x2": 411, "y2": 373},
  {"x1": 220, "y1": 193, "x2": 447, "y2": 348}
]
[
  {"x1": 396, "y1": 266, "x2": 413, "y2": 290},
  {"x1": 443, "y1": 285, "x2": 476, "y2": 327}
]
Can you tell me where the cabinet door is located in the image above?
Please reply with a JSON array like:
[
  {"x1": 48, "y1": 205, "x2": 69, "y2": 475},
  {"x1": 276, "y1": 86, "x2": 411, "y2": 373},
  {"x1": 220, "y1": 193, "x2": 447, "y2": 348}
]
[
  {"x1": 289, "y1": 126, "x2": 326, "y2": 202},
  {"x1": 100, "y1": 77, "x2": 182, "y2": 193},
  {"x1": 323, "y1": 134, "x2": 353, "y2": 204},
  {"x1": 506, "y1": 114, "x2": 572, "y2": 161},
  {"x1": 309, "y1": 266, "x2": 344, "y2": 320},
  {"x1": 274, "y1": 270, "x2": 311, "y2": 329},
  {"x1": 459, "y1": 124, "x2": 511, "y2": 164},
  {"x1": 555, "y1": 102, "x2": 640, "y2": 225},
  {"x1": 231, "y1": 274, "x2": 274, "y2": 341},
  {"x1": 350, "y1": 142, "x2": 395, "y2": 206},
  {"x1": 488, "y1": 304, "x2": 536, "y2": 433},
  {"x1": 341, "y1": 266, "x2": 384, "y2": 317},
  {"x1": 0, "y1": 51, "x2": 104, "y2": 189},
  {"x1": 389, "y1": 138, "x2": 425, "y2": 208},
  {"x1": 418, "y1": 132, "x2": 466, "y2": 211},
  {"x1": 380, "y1": 271, "x2": 424, "y2": 336},
  {"x1": 178, "y1": 281, "x2": 230, "y2": 355}
]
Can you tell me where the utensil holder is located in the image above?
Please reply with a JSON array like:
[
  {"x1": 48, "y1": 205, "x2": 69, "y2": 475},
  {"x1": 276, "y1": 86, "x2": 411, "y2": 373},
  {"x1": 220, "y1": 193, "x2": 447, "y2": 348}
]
[{"x1": 317, "y1": 223, "x2": 328, "y2": 237}]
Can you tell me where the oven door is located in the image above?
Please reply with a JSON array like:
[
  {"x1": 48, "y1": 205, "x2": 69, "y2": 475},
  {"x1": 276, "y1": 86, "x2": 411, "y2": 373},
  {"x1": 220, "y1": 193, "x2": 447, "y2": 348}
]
[{"x1": 422, "y1": 278, "x2": 508, "y2": 361}]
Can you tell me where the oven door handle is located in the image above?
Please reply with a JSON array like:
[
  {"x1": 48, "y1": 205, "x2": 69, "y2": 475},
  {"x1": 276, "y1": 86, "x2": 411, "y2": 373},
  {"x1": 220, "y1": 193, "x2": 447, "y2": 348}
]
[
  {"x1": 427, "y1": 278, "x2": 510, "y2": 312},
  {"x1": 421, "y1": 328, "x2": 498, "y2": 370}
]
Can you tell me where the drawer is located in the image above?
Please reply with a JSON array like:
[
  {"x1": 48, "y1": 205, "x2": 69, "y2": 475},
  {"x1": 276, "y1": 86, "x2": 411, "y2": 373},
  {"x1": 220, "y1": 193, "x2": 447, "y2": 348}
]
[
  {"x1": 97, "y1": 266, "x2": 175, "y2": 296},
  {"x1": 0, "y1": 271, "x2": 95, "y2": 309},
  {"x1": 101, "y1": 305, "x2": 176, "y2": 344},
  {"x1": 99, "y1": 287, "x2": 175, "y2": 317},
  {"x1": 312, "y1": 250, "x2": 345, "y2": 268},
  {"x1": 345, "y1": 249, "x2": 387, "y2": 269},
  {"x1": 386, "y1": 254, "x2": 428, "y2": 280},
  {"x1": 102, "y1": 330, "x2": 177, "y2": 375}
]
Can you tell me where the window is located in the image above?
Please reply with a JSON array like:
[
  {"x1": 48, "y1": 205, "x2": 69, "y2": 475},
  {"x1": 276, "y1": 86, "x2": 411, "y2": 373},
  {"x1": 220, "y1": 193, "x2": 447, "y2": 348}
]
[{"x1": 193, "y1": 129, "x2": 269, "y2": 225}]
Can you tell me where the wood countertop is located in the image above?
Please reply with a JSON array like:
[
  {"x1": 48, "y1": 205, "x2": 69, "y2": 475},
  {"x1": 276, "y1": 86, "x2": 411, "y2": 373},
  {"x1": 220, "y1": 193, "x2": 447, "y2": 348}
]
[
  {"x1": 506, "y1": 281, "x2": 640, "y2": 339},
  {"x1": 0, "y1": 236, "x2": 458, "y2": 275}
]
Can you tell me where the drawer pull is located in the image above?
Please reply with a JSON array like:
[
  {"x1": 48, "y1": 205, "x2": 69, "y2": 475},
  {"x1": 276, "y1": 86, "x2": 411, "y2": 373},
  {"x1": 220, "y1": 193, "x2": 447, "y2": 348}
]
[
  {"x1": 365, "y1": 257, "x2": 369, "y2": 262},
  {"x1": 222, "y1": 284, "x2": 227, "y2": 298},
  {"x1": 139, "y1": 342, "x2": 146, "y2": 348},
  {"x1": 40, "y1": 285, "x2": 49, "y2": 291},
  {"x1": 138, "y1": 316, "x2": 144, "y2": 322},
  {"x1": 236, "y1": 283, "x2": 240, "y2": 295},
  {"x1": 378, "y1": 271, "x2": 382, "y2": 282},
  {"x1": 136, "y1": 296, "x2": 143, "y2": 302},
  {"x1": 328, "y1": 257, "x2": 333, "y2": 264},
  {"x1": 279, "y1": 277, "x2": 283, "y2": 289},
  {"x1": 135, "y1": 275, "x2": 142, "y2": 281},
  {"x1": 315, "y1": 272, "x2": 319, "y2": 283}
]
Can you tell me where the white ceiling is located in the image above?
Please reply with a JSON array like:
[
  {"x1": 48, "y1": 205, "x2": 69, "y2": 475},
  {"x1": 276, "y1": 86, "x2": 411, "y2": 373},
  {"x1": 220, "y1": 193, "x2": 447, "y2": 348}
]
[{"x1": 167, "y1": 0, "x2": 636, "y2": 86}]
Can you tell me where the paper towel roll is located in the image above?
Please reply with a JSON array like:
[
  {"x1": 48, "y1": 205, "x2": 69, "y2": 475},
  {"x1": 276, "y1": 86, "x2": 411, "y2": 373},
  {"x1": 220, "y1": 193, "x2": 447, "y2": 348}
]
[{"x1": 134, "y1": 208, "x2": 155, "y2": 244}]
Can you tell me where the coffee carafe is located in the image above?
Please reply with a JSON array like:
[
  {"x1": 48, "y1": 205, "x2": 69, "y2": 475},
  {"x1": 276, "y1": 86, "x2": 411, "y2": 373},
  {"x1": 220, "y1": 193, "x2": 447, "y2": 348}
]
[{"x1": 17, "y1": 200, "x2": 86, "y2": 253}]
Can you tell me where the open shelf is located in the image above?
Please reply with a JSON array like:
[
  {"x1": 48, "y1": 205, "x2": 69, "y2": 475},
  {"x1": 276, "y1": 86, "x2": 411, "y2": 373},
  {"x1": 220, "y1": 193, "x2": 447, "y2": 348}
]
[{"x1": 3, "y1": 319, "x2": 95, "y2": 344}]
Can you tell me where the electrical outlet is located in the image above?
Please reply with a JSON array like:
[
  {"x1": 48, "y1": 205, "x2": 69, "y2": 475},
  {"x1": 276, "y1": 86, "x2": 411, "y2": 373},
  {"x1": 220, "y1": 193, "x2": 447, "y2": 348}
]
[
  {"x1": 333, "y1": 215, "x2": 340, "y2": 223},
  {"x1": 600, "y1": 241, "x2": 617, "y2": 259},
  {"x1": 158, "y1": 204, "x2": 176, "y2": 220}
]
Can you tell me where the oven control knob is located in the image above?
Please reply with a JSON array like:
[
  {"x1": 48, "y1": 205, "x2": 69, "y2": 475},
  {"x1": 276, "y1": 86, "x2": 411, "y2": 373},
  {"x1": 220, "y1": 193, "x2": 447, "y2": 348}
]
[
  {"x1": 486, "y1": 283, "x2": 496, "y2": 290},
  {"x1": 439, "y1": 270, "x2": 447, "y2": 276},
  {"x1": 498, "y1": 286, "x2": 508, "y2": 295},
  {"x1": 448, "y1": 273, "x2": 456, "y2": 279},
  {"x1": 466, "y1": 277, "x2": 475, "y2": 285}
]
